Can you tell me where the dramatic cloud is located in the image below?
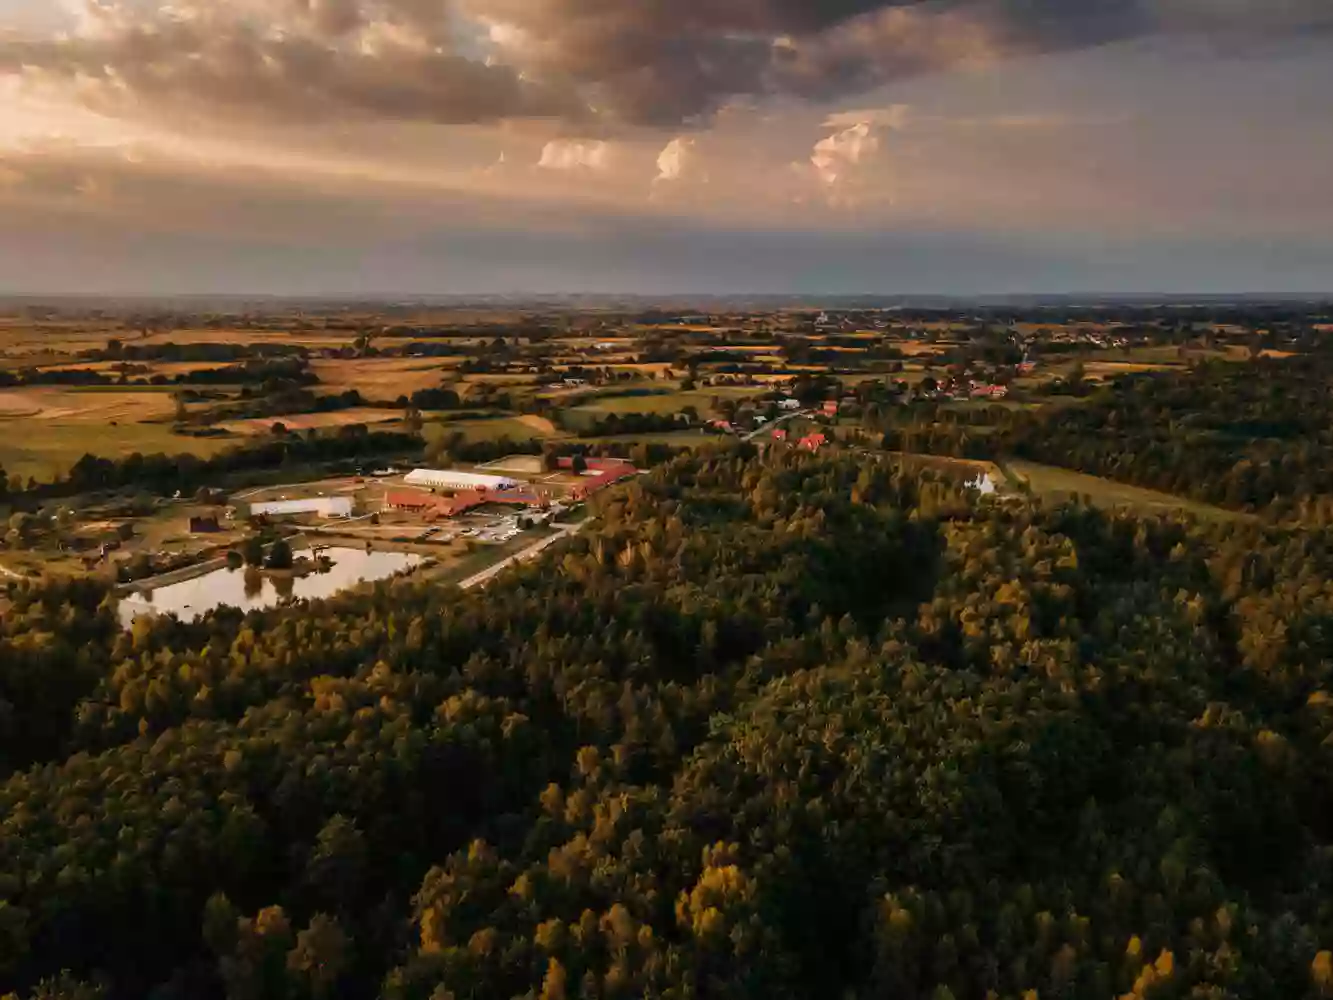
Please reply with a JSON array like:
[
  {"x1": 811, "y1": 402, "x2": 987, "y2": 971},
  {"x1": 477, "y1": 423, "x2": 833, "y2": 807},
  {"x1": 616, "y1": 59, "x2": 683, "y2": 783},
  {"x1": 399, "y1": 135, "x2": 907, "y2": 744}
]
[
  {"x1": 538, "y1": 139, "x2": 611, "y2": 171},
  {"x1": 0, "y1": 0, "x2": 587, "y2": 128},
  {"x1": 823, "y1": 105, "x2": 911, "y2": 130},
  {"x1": 812, "y1": 122, "x2": 881, "y2": 187},
  {"x1": 2, "y1": 0, "x2": 1330, "y2": 133},
  {"x1": 654, "y1": 138, "x2": 696, "y2": 184}
]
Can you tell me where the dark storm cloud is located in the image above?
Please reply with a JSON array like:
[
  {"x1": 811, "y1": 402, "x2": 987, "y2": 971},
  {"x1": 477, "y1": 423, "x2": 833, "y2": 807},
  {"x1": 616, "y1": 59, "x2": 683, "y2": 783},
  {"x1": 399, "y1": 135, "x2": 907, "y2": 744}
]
[
  {"x1": 1, "y1": 0, "x2": 1329, "y2": 129},
  {"x1": 0, "y1": 2, "x2": 587, "y2": 126}
]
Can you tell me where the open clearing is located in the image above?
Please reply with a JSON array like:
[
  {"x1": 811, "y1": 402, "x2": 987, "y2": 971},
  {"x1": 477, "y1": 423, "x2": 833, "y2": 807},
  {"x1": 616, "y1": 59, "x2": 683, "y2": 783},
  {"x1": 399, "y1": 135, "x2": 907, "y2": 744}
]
[
  {"x1": 478, "y1": 455, "x2": 547, "y2": 475},
  {"x1": 220, "y1": 408, "x2": 405, "y2": 435},
  {"x1": 576, "y1": 386, "x2": 768, "y2": 417},
  {"x1": 889, "y1": 453, "x2": 1003, "y2": 482},
  {"x1": 310, "y1": 358, "x2": 449, "y2": 395},
  {"x1": 581, "y1": 430, "x2": 716, "y2": 447},
  {"x1": 1006, "y1": 459, "x2": 1246, "y2": 521},
  {"x1": 0, "y1": 428, "x2": 235, "y2": 483},
  {"x1": 428, "y1": 417, "x2": 555, "y2": 444},
  {"x1": 0, "y1": 387, "x2": 174, "y2": 423},
  {"x1": 0, "y1": 387, "x2": 243, "y2": 479},
  {"x1": 515, "y1": 414, "x2": 559, "y2": 436}
]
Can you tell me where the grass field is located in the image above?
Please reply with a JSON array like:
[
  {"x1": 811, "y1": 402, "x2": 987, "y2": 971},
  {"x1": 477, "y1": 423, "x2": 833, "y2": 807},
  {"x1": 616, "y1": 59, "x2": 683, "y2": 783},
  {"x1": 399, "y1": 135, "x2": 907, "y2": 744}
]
[
  {"x1": 889, "y1": 453, "x2": 1004, "y2": 481},
  {"x1": 219, "y1": 408, "x2": 406, "y2": 435},
  {"x1": 575, "y1": 386, "x2": 767, "y2": 417},
  {"x1": 427, "y1": 417, "x2": 557, "y2": 444},
  {"x1": 581, "y1": 431, "x2": 716, "y2": 447},
  {"x1": 1005, "y1": 459, "x2": 1246, "y2": 521},
  {"x1": 0, "y1": 418, "x2": 235, "y2": 482}
]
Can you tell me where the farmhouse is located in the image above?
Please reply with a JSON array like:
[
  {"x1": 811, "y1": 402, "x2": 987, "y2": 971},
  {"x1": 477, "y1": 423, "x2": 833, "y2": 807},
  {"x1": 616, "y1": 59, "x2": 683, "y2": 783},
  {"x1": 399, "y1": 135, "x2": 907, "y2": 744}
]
[
  {"x1": 387, "y1": 488, "x2": 543, "y2": 519},
  {"x1": 557, "y1": 456, "x2": 637, "y2": 501},
  {"x1": 385, "y1": 490, "x2": 453, "y2": 514},
  {"x1": 799, "y1": 433, "x2": 827, "y2": 453},
  {"x1": 404, "y1": 469, "x2": 520, "y2": 492},
  {"x1": 250, "y1": 497, "x2": 353, "y2": 519}
]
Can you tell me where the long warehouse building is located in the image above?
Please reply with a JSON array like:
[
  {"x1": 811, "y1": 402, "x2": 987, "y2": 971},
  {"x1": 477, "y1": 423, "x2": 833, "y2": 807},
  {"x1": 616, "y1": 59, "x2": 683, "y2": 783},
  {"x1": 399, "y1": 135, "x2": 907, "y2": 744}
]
[
  {"x1": 250, "y1": 497, "x2": 354, "y2": 518},
  {"x1": 404, "y1": 469, "x2": 520, "y2": 492}
]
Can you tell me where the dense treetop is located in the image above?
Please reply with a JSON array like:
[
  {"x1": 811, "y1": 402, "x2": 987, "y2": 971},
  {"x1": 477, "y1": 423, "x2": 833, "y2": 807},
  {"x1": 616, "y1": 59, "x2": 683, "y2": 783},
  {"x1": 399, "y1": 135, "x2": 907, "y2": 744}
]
[{"x1": 2, "y1": 447, "x2": 1333, "y2": 999}]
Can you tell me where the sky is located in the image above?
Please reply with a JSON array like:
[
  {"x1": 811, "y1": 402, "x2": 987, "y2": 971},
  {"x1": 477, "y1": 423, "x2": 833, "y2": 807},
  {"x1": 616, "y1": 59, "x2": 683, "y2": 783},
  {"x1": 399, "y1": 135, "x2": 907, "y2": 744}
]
[{"x1": 0, "y1": 0, "x2": 1331, "y2": 296}]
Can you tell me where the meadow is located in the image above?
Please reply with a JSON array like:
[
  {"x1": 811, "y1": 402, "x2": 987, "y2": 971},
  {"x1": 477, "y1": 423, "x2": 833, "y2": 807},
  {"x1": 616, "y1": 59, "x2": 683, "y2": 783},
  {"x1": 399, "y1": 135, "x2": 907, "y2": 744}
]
[
  {"x1": 0, "y1": 387, "x2": 238, "y2": 481},
  {"x1": 1005, "y1": 459, "x2": 1247, "y2": 521}
]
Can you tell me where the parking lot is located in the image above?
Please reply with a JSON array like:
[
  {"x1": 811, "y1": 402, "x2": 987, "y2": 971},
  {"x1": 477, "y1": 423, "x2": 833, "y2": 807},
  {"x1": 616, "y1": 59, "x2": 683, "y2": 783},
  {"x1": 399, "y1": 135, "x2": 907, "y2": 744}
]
[{"x1": 411, "y1": 512, "x2": 527, "y2": 545}]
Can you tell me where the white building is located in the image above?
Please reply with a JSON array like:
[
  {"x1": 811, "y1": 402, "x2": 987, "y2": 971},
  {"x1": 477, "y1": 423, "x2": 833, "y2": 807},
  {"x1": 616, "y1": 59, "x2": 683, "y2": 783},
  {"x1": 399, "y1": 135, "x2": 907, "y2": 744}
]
[
  {"x1": 967, "y1": 473, "x2": 999, "y2": 497},
  {"x1": 404, "y1": 469, "x2": 520, "y2": 492},
  {"x1": 778, "y1": 398, "x2": 802, "y2": 411},
  {"x1": 250, "y1": 497, "x2": 354, "y2": 519}
]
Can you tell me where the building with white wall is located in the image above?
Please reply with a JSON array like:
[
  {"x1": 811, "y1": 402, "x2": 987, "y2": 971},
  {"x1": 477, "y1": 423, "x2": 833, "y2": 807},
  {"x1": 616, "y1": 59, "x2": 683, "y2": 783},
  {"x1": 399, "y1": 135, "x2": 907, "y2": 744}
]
[
  {"x1": 404, "y1": 469, "x2": 520, "y2": 492},
  {"x1": 967, "y1": 473, "x2": 999, "y2": 496},
  {"x1": 250, "y1": 497, "x2": 354, "y2": 519}
]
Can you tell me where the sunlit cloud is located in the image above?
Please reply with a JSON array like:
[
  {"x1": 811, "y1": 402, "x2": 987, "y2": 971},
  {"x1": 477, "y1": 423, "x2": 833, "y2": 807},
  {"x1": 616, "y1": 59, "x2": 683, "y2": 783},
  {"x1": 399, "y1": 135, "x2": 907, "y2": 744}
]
[
  {"x1": 654, "y1": 138, "x2": 696, "y2": 184},
  {"x1": 537, "y1": 139, "x2": 611, "y2": 172}
]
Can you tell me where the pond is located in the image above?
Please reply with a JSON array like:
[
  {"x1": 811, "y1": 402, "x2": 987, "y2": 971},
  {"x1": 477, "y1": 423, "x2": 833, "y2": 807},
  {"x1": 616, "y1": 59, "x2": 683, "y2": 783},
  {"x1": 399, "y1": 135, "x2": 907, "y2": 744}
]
[{"x1": 117, "y1": 547, "x2": 423, "y2": 627}]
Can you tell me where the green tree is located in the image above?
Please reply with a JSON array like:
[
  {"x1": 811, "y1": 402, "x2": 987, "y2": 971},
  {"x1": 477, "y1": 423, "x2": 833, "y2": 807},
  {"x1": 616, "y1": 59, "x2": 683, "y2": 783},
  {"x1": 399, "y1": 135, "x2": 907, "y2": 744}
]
[
  {"x1": 266, "y1": 539, "x2": 294, "y2": 570},
  {"x1": 242, "y1": 536, "x2": 265, "y2": 567}
]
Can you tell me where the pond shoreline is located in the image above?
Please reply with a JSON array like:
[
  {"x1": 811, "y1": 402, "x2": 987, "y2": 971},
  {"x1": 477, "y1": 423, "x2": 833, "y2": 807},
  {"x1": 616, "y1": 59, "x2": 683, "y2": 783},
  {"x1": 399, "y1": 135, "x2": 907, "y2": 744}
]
[
  {"x1": 115, "y1": 533, "x2": 311, "y2": 596},
  {"x1": 116, "y1": 545, "x2": 424, "y2": 627}
]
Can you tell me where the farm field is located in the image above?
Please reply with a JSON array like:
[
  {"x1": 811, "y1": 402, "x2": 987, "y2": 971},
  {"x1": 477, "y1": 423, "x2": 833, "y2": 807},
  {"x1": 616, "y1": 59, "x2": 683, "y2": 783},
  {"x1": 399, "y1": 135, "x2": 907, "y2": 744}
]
[
  {"x1": 1005, "y1": 459, "x2": 1247, "y2": 521},
  {"x1": 134, "y1": 328, "x2": 354, "y2": 349},
  {"x1": 1081, "y1": 360, "x2": 1185, "y2": 376},
  {"x1": 0, "y1": 387, "x2": 238, "y2": 480},
  {"x1": 575, "y1": 386, "x2": 767, "y2": 416},
  {"x1": 581, "y1": 430, "x2": 717, "y2": 447},
  {"x1": 426, "y1": 417, "x2": 557, "y2": 445},
  {"x1": 219, "y1": 408, "x2": 406, "y2": 435},
  {"x1": 309, "y1": 358, "x2": 451, "y2": 395}
]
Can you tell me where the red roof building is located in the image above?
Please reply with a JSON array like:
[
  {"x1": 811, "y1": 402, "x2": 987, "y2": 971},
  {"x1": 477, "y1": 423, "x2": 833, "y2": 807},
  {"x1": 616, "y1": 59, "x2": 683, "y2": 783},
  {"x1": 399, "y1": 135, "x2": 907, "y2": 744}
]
[
  {"x1": 386, "y1": 488, "x2": 545, "y2": 519},
  {"x1": 557, "y1": 456, "x2": 638, "y2": 501},
  {"x1": 772, "y1": 428, "x2": 788, "y2": 442},
  {"x1": 822, "y1": 400, "x2": 839, "y2": 416},
  {"x1": 799, "y1": 433, "x2": 827, "y2": 452}
]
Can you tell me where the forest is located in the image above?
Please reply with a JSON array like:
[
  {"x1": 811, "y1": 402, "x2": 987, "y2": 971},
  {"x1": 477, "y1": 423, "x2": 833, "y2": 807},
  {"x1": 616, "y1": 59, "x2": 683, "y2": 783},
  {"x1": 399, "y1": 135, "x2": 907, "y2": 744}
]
[
  {"x1": 2, "y1": 446, "x2": 1333, "y2": 999},
  {"x1": 873, "y1": 354, "x2": 1333, "y2": 522}
]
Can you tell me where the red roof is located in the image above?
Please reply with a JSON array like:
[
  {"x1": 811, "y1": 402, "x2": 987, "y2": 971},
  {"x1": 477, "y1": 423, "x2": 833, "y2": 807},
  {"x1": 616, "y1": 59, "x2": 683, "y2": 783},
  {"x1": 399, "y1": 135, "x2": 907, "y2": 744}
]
[
  {"x1": 772, "y1": 429, "x2": 788, "y2": 441},
  {"x1": 799, "y1": 433, "x2": 827, "y2": 452},
  {"x1": 558, "y1": 456, "x2": 638, "y2": 500},
  {"x1": 387, "y1": 488, "x2": 544, "y2": 518},
  {"x1": 386, "y1": 490, "x2": 450, "y2": 511}
]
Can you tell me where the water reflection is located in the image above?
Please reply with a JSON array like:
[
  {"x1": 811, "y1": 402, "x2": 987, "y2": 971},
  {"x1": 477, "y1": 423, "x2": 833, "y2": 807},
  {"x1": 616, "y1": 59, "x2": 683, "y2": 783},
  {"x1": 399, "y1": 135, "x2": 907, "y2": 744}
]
[{"x1": 118, "y1": 547, "x2": 422, "y2": 627}]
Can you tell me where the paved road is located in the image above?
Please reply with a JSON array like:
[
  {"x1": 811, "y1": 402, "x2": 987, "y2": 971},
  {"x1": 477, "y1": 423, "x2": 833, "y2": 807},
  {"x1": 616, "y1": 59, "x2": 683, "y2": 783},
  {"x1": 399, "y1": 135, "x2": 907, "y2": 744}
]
[
  {"x1": 742, "y1": 408, "x2": 811, "y2": 442},
  {"x1": 459, "y1": 522, "x2": 584, "y2": 590},
  {"x1": 0, "y1": 563, "x2": 22, "y2": 580}
]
